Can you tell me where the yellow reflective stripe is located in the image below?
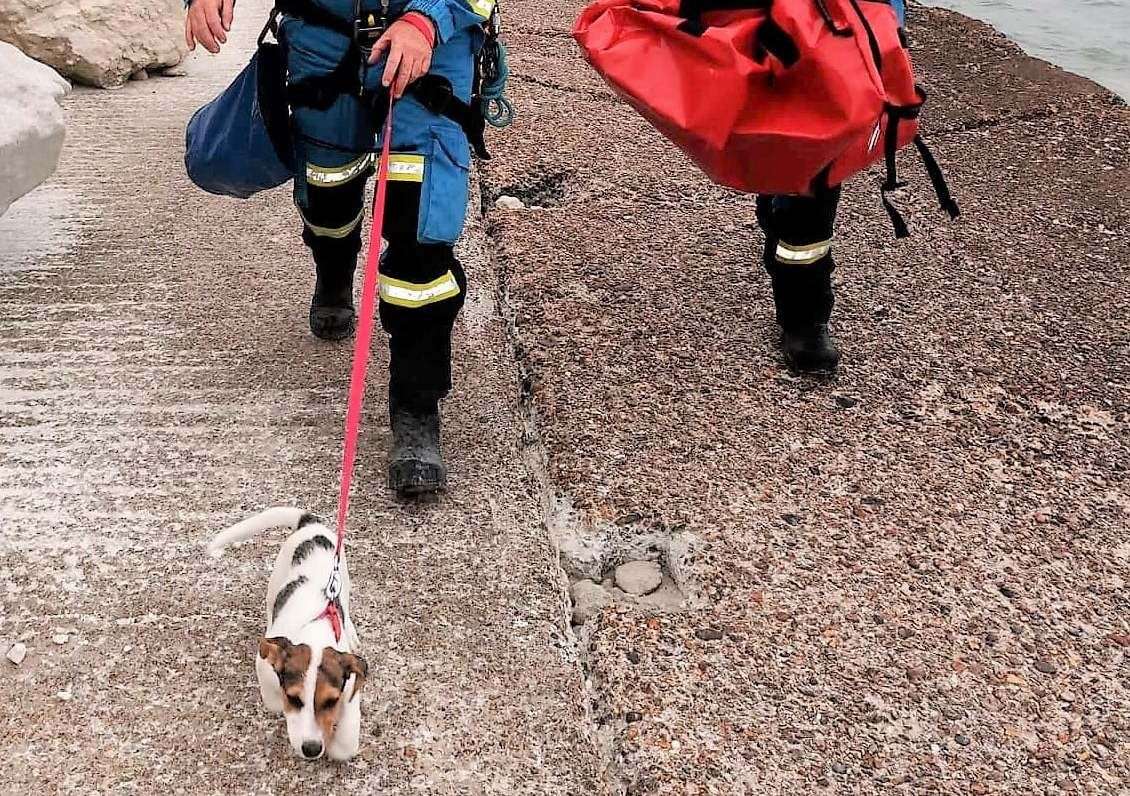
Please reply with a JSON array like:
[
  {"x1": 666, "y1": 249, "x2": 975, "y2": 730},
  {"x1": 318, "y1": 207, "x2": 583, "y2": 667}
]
[
  {"x1": 380, "y1": 271, "x2": 461, "y2": 308},
  {"x1": 387, "y1": 154, "x2": 425, "y2": 183},
  {"x1": 775, "y1": 238, "x2": 833, "y2": 265},
  {"x1": 469, "y1": 0, "x2": 496, "y2": 19},
  {"x1": 301, "y1": 208, "x2": 364, "y2": 239},
  {"x1": 306, "y1": 154, "x2": 373, "y2": 187}
]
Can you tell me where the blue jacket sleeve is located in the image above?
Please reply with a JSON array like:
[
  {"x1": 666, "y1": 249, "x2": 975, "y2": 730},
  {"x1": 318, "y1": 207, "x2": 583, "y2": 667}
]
[
  {"x1": 891, "y1": 0, "x2": 906, "y2": 26},
  {"x1": 406, "y1": 0, "x2": 493, "y2": 44}
]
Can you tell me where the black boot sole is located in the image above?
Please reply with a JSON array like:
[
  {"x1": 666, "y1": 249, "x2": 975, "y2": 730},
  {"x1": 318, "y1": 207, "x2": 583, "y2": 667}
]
[
  {"x1": 388, "y1": 460, "x2": 448, "y2": 497},
  {"x1": 783, "y1": 352, "x2": 839, "y2": 376},
  {"x1": 309, "y1": 307, "x2": 357, "y2": 341},
  {"x1": 781, "y1": 330, "x2": 840, "y2": 375}
]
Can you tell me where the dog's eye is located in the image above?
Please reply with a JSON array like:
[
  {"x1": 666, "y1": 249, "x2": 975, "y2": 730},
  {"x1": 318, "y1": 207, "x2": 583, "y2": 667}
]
[
  {"x1": 287, "y1": 695, "x2": 304, "y2": 710},
  {"x1": 320, "y1": 697, "x2": 338, "y2": 711}
]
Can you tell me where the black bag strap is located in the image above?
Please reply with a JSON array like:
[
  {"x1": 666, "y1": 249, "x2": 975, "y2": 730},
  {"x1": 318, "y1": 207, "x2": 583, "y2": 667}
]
[
  {"x1": 880, "y1": 97, "x2": 960, "y2": 238},
  {"x1": 677, "y1": 0, "x2": 771, "y2": 35},
  {"x1": 258, "y1": 7, "x2": 282, "y2": 46}
]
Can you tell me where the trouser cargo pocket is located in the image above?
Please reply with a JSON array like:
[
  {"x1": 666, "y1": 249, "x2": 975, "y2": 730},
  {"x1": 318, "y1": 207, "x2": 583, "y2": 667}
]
[{"x1": 418, "y1": 124, "x2": 471, "y2": 246}]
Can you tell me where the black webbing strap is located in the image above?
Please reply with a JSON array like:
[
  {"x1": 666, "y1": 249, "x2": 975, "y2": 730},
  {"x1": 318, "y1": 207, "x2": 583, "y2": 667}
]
[
  {"x1": 412, "y1": 75, "x2": 491, "y2": 160},
  {"x1": 754, "y1": 19, "x2": 799, "y2": 66},
  {"x1": 913, "y1": 136, "x2": 960, "y2": 219},
  {"x1": 881, "y1": 108, "x2": 910, "y2": 238},
  {"x1": 879, "y1": 100, "x2": 960, "y2": 238},
  {"x1": 677, "y1": 0, "x2": 772, "y2": 35}
]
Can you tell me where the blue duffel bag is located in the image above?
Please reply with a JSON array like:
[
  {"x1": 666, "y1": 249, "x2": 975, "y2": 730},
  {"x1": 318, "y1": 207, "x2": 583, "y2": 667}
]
[{"x1": 185, "y1": 12, "x2": 295, "y2": 198}]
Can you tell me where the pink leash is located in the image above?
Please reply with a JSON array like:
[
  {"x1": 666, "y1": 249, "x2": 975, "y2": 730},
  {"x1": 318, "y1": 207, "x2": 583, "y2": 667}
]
[{"x1": 319, "y1": 98, "x2": 394, "y2": 643}]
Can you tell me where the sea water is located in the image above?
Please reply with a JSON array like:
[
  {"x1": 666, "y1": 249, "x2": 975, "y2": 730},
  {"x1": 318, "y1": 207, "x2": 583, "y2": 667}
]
[{"x1": 919, "y1": 0, "x2": 1130, "y2": 99}]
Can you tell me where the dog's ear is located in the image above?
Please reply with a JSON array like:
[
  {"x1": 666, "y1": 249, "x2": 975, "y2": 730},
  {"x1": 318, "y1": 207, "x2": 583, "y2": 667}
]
[
  {"x1": 341, "y1": 653, "x2": 368, "y2": 702},
  {"x1": 259, "y1": 636, "x2": 291, "y2": 671}
]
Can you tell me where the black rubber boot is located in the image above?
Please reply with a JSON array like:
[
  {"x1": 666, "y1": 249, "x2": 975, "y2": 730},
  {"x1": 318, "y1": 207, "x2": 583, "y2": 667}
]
[
  {"x1": 758, "y1": 192, "x2": 842, "y2": 375},
  {"x1": 309, "y1": 249, "x2": 357, "y2": 341},
  {"x1": 769, "y1": 260, "x2": 840, "y2": 374},
  {"x1": 388, "y1": 396, "x2": 447, "y2": 497}
]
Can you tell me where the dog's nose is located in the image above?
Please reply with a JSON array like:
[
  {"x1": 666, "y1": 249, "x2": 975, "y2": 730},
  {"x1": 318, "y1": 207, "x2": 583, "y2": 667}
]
[{"x1": 301, "y1": 741, "x2": 323, "y2": 759}]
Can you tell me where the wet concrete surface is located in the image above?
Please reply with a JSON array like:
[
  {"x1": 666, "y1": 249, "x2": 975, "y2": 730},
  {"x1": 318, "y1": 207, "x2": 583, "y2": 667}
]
[
  {"x1": 0, "y1": 2, "x2": 600, "y2": 792},
  {"x1": 482, "y1": 1, "x2": 1129, "y2": 793}
]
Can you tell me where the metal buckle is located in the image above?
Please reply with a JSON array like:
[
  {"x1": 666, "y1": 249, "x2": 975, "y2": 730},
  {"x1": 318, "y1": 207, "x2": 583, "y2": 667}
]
[
  {"x1": 354, "y1": 12, "x2": 387, "y2": 52},
  {"x1": 323, "y1": 560, "x2": 343, "y2": 603}
]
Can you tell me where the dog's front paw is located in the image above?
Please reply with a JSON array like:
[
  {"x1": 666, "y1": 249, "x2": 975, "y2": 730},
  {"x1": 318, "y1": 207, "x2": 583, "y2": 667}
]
[{"x1": 326, "y1": 738, "x2": 360, "y2": 761}]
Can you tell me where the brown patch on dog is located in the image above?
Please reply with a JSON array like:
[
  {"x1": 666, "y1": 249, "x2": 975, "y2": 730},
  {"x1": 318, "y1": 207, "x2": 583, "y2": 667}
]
[
  {"x1": 259, "y1": 637, "x2": 312, "y2": 712},
  {"x1": 315, "y1": 648, "x2": 369, "y2": 740}
]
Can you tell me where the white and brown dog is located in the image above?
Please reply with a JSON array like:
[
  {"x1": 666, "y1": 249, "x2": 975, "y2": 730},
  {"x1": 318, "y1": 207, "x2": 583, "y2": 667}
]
[{"x1": 208, "y1": 507, "x2": 368, "y2": 761}]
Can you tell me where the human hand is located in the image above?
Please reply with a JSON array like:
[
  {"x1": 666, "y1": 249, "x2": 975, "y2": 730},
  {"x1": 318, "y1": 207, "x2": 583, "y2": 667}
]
[
  {"x1": 185, "y1": 0, "x2": 235, "y2": 54},
  {"x1": 368, "y1": 18, "x2": 435, "y2": 99}
]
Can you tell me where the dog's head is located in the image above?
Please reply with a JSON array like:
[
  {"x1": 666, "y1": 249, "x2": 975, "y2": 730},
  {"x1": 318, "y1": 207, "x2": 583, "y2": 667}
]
[{"x1": 259, "y1": 637, "x2": 368, "y2": 760}]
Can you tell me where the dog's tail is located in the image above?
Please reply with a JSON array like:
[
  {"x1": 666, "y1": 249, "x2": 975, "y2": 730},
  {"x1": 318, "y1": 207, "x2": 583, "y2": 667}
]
[{"x1": 207, "y1": 507, "x2": 309, "y2": 559}]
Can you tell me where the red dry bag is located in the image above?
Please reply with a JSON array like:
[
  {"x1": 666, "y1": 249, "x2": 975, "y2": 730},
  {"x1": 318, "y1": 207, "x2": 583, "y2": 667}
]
[{"x1": 574, "y1": 0, "x2": 959, "y2": 235}]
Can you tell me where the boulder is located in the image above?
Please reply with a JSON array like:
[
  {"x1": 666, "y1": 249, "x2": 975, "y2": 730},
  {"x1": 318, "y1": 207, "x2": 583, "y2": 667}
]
[
  {"x1": 0, "y1": 40, "x2": 68, "y2": 217},
  {"x1": 0, "y1": 0, "x2": 188, "y2": 88}
]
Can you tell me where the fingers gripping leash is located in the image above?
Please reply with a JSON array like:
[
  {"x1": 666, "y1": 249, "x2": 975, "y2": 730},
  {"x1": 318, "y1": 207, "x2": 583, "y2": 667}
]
[{"x1": 319, "y1": 96, "x2": 395, "y2": 643}]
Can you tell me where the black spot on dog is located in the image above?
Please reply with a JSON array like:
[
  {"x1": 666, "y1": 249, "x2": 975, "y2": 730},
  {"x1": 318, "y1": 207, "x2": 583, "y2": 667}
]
[
  {"x1": 292, "y1": 534, "x2": 334, "y2": 567},
  {"x1": 297, "y1": 512, "x2": 323, "y2": 530},
  {"x1": 272, "y1": 576, "x2": 308, "y2": 622}
]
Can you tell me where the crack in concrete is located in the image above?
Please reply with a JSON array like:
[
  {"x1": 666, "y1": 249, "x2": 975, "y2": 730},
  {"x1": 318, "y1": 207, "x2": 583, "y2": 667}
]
[
  {"x1": 474, "y1": 174, "x2": 628, "y2": 796},
  {"x1": 509, "y1": 72, "x2": 618, "y2": 104}
]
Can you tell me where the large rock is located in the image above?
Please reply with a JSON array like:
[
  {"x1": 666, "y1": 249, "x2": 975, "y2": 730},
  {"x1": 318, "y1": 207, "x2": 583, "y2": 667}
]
[
  {"x1": 0, "y1": 40, "x2": 68, "y2": 217},
  {"x1": 0, "y1": 0, "x2": 188, "y2": 88}
]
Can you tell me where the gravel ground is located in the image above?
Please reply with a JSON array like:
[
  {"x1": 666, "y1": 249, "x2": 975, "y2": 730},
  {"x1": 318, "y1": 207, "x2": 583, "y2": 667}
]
[
  {"x1": 482, "y1": 2, "x2": 1129, "y2": 793},
  {"x1": 0, "y1": 2, "x2": 600, "y2": 791}
]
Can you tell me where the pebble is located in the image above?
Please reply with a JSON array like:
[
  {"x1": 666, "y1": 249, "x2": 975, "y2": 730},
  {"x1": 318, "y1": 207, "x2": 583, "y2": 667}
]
[
  {"x1": 53, "y1": 634, "x2": 69, "y2": 646},
  {"x1": 614, "y1": 560, "x2": 663, "y2": 596},
  {"x1": 943, "y1": 706, "x2": 965, "y2": 720},
  {"x1": 625, "y1": 711, "x2": 643, "y2": 723},
  {"x1": 999, "y1": 584, "x2": 1019, "y2": 599},
  {"x1": 570, "y1": 580, "x2": 613, "y2": 626},
  {"x1": 131, "y1": 68, "x2": 149, "y2": 81},
  {"x1": 495, "y1": 195, "x2": 526, "y2": 211},
  {"x1": 897, "y1": 626, "x2": 915, "y2": 640},
  {"x1": 831, "y1": 762, "x2": 848, "y2": 775},
  {"x1": 1034, "y1": 659, "x2": 1058, "y2": 675},
  {"x1": 834, "y1": 394, "x2": 860, "y2": 409},
  {"x1": 56, "y1": 689, "x2": 73, "y2": 702},
  {"x1": 695, "y1": 627, "x2": 724, "y2": 641},
  {"x1": 955, "y1": 734, "x2": 971, "y2": 746},
  {"x1": 6, "y1": 642, "x2": 27, "y2": 666},
  {"x1": 906, "y1": 665, "x2": 927, "y2": 682},
  {"x1": 626, "y1": 650, "x2": 641, "y2": 664}
]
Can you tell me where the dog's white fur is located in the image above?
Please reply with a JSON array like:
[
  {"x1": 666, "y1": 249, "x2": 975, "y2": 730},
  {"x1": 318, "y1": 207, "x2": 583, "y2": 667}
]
[{"x1": 209, "y1": 507, "x2": 363, "y2": 761}]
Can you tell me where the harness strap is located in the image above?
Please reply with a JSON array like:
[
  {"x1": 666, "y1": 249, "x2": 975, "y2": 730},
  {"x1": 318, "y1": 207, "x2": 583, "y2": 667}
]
[
  {"x1": 414, "y1": 75, "x2": 491, "y2": 159},
  {"x1": 277, "y1": 1, "x2": 491, "y2": 158}
]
